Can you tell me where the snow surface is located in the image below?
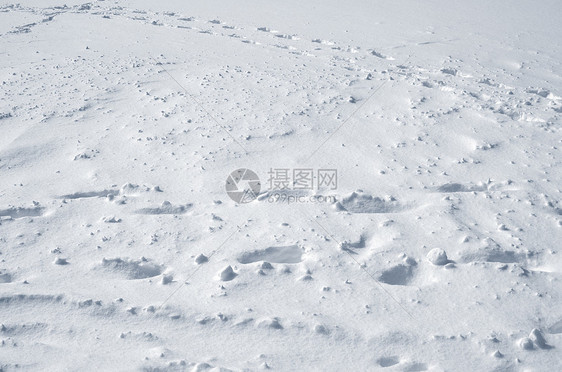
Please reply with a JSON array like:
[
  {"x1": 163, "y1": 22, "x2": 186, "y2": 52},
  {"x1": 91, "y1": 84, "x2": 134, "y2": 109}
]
[{"x1": 1, "y1": 0, "x2": 562, "y2": 370}]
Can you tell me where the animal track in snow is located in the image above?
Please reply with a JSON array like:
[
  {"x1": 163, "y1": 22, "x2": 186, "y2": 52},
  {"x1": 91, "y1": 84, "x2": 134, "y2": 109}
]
[
  {"x1": 339, "y1": 235, "x2": 366, "y2": 253},
  {"x1": 440, "y1": 68, "x2": 457, "y2": 76},
  {"x1": 58, "y1": 189, "x2": 118, "y2": 199},
  {"x1": 238, "y1": 245, "x2": 303, "y2": 264},
  {"x1": 0, "y1": 271, "x2": 13, "y2": 283},
  {"x1": 370, "y1": 50, "x2": 394, "y2": 60},
  {"x1": 377, "y1": 356, "x2": 399, "y2": 367},
  {"x1": 459, "y1": 239, "x2": 526, "y2": 264},
  {"x1": 312, "y1": 39, "x2": 335, "y2": 46},
  {"x1": 98, "y1": 257, "x2": 163, "y2": 279},
  {"x1": 0, "y1": 293, "x2": 64, "y2": 305},
  {"x1": 436, "y1": 183, "x2": 487, "y2": 193},
  {"x1": 275, "y1": 34, "x2": 300, "y2": 40},
  {"x1": 336, "y1": 192, "x2": 405, "y2": 214},
  {"x1": 0, "y1": 206, "x2": 44, "y2": 219},
  {"x1": 378, "y1": 264, "x2": 415, "y2": 286},
  {"x1": 134, "y1": 201, "x2": 192, "y2": 215}
]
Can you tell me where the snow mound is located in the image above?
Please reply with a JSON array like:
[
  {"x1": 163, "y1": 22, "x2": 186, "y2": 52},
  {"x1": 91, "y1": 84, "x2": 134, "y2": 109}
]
[
  {"x1": 219, "y1": 265, "x2": 237, "y2": 281},
  {"x1": 427, "y1": 248, "x2": 448, "y2": 265}
]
